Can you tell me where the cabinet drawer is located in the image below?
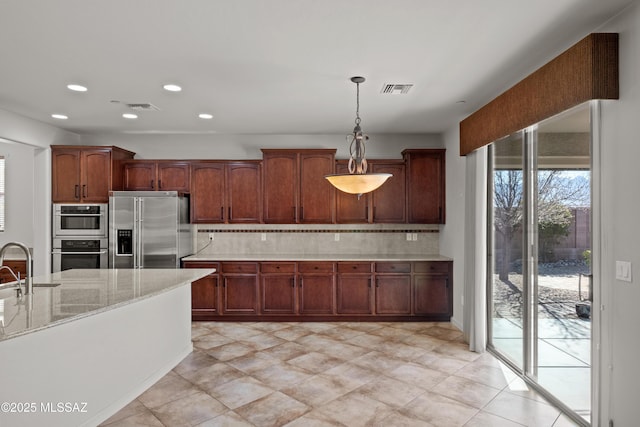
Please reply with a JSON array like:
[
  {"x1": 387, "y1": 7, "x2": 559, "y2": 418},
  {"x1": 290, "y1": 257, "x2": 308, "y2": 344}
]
[
  {"x1": 261, "y1": 262, "x2": 296, "y2": 274},
  {"x1": 414, "y1": 261, "x2": 450, "y2": 274},
  {"x1": 183, "y1": 261, "x2": 219, "y2": 270},
  {"x1": 222, "y1": 262, "x2": 258, "y2": 274},
  {"x1": 337, "y1": 262, "x2": 372, "y2": 273},
  {"x1": 375, "y1": 262, "x2": 411, "y2": 273},
  {"x1": 298, "y1": 262, "x2": 335, "y2": 273}
]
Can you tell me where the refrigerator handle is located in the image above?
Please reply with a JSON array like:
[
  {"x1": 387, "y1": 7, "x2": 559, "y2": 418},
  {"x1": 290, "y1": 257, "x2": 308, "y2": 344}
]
[
  {"x1": 138, "y1": 197, "x2": 144, "y2": 268},
  {"x1": 132, "y1": 197, "x2": 138, "y2": 268}
]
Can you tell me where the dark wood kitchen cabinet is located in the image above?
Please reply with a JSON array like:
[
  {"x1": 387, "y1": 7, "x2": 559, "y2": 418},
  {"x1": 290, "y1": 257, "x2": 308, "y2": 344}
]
[
  {"x1": 190, "y1": 161, "x2": 262, "y2": 223},
  {"x1": 260, "y1": 262, "x2": 297, "y2": 314},
  {"x1": 51, "y1": 145, "x2": 135, "y2": 203},
  {"x1": 0, "y1": 260, "x2": 27, "y2": 284},
  {"x1": 298, "y1": 262, "x2": 336, "y2": 315},
  {"x1": 336, "y1": 262, "x2": 373, "y2": 314},
  {"x1": 262, "y1": 149, "x2": 336, "y2": 223},
  {"x1": 403, "y1": 149, "x2": 446, "y2": 224},
  {"x1": 413, "y1": 261, "x2": 453, "y2": 317},
  {"x1": 123, "y1": 160, "x2": 190, "y2": 192},
  {"x1": 335, "y1": 160, "x2": 406, "y2": 223},
  {"x1": 182, "y1": 261, "x2": 220, "y2": 319},
  {"x1": 220, "y1": 262, "x2": 259, "y2": 314},
  {"x1": 374, "y1": 262, "x2": 412, "y2": 314}
]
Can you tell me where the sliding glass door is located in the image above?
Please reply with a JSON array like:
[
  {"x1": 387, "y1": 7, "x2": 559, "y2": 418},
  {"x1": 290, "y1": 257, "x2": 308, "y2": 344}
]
[{"x1": 488, "y1": 103, "x2": 593, "y2": 425}]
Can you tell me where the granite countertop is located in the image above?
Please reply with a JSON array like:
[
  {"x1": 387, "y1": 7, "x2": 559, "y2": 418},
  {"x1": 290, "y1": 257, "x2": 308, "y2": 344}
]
[
  {"x1": 0, "y1": 268, "x2": 214, "y2": 341},
  {"x1": 183, "y1": 253, "x2": 453, "y2": 262}
]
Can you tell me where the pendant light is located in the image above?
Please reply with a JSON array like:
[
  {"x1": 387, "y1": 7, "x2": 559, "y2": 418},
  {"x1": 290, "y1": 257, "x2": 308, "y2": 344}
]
[{"x1": 325, "y1": 76, "x2": 391, "y2": 196}]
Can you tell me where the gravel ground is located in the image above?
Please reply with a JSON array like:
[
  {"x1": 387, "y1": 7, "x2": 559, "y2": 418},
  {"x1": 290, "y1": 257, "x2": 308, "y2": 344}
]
[{"x1": 493, "y1": 260, "x2": 591, "y2": 321}]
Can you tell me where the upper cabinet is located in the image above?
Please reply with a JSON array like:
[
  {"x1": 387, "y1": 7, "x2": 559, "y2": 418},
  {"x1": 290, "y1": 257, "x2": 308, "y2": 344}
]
[
  {"x1": 123, "y1": 160, "x2": 190, "y2": 192},
  {"x1": 335, "y1": 160, "x2": 406, "y2": 224},
  {"x1": 262, "y1": 149, "x2": 336, "y2": 223},
  {"x1": 403, "y1": 149, "x2": 446, "y2": 224},
  {"x1": 190, "y1": 161, "x2": 262, "y2": 224},
  {"x1": 51, "y1": 146, "x2": 135, "y2": 203}
]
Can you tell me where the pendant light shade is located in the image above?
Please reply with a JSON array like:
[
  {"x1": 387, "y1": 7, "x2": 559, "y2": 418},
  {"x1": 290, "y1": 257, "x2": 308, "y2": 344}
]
[{"x1": 325, "y1": 76, "x2": 391, "y2": 196}]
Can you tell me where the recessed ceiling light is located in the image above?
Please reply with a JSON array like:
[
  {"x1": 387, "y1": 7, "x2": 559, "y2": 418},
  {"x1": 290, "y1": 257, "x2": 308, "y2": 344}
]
[
  {"x1": 163, "y1": 84, "x2": 182, "y2": 92},
  {"x1": 198, "y1": 113, "x2": 213, "y2": 119},
  {"x1": 122, "y1": 113, "x2": 138, "y2": 119},
  {"x1": 67, "y1": 84, "x2": 88, "y2": 92},
  {"x1": 51, "y1": 114, "x2": 68, "y2": 120}
]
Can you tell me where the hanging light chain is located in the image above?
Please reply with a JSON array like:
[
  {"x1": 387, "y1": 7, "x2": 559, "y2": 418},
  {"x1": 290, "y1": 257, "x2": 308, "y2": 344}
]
[{"x1": 355, "y1": 81, "x2": 361, "y2": 125}]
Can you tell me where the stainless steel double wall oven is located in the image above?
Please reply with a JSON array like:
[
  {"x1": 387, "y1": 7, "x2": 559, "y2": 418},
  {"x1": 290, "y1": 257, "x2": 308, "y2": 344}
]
[{"x1": 52, "y1": 204, "x2": 108, "y2": 272}]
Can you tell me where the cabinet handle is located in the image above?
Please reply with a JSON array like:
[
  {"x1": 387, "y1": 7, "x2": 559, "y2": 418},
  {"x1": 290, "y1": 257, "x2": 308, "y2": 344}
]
[
  {"x1": 158, "y1": 179, "x2": 162, "y2": 189},
  {"x1": 300, "y1": 278, "x2": 303, "y2": 288},
  {"x1": 291, "y1": 277, "x2": 295, "y2": 288},
  {"x1": 228, "y1": 207, "x2": 231, "y2": 220},
  {"x1": 368, "y1": 278, "x2": 372, "y2": 288},
  {"x1": 300, "y1": 206, "x2": 304, "y2": 220},
  {"x1": 151, "y1": 179, "x2": 154, "y2": 189},
  {"x1": 445, "y1": 278, "x2": 449, "y2": 288},
  {"x1": 293, "y1": 206, "x2": 296, "y2": 219},
  {"x1": 439, "y1": 207, "x2": 442, "y2": 223},
  {"x1": 365, "y1": 206, "x2": 369, "y2": 218},
  {"x1": 82, "y1": 185, "x2": 87, "y2": 198},
  {"x1": 223, "y1": 278, "x2": 227, "y2": 288},
  {"x1": 74, "y1": 185, "x2": 79, "y2": 199},
  {"x1": 373, "y1": 206, "x2": 376, "y2": 220},
  {"x1": 220, "y1": 207, "x2": 224, "y2": 220}
]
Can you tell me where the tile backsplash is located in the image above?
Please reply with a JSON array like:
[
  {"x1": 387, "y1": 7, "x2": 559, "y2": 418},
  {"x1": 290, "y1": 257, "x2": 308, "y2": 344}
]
[{"x1": 193, "y1": 224, "x2": 439, "y2": 256}]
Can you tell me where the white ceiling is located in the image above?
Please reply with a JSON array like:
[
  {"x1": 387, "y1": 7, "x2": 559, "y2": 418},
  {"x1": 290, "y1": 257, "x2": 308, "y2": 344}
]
[{"x1": 0, "y1": 0, "x2": 632, "y2": 136}]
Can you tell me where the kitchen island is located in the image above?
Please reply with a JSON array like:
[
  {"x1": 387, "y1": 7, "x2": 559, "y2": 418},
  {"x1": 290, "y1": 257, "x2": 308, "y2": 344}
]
[{"x1": 0, "y1": 268, "x2": 214, "y2": 427}]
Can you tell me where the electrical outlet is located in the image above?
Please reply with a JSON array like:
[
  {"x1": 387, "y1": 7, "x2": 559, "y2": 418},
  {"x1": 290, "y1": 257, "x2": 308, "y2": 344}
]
[
  {"x1": 261, "y1": 233, "x2": 267, "y2": 241},
  {"x1": 208, "y1": 233, "x2": 214, "y2": 241},
  {"x1": 412, "y1": 233, "x2": 418, "y2": 241},
  {"x1": 334, "y1": 233, "x2": 340, "y2": 242},
  {"x1": 406, "y1": 233, "x2": 412, "y2": 241},
  {"x1": 616, "y1": 260, "x2": 632, "y2": 282}
]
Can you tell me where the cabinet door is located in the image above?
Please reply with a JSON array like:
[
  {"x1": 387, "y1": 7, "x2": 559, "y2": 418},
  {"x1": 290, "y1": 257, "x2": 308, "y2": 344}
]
[
  {"x1": 191, "y1": 274, "x2": 219, "y2": 315},
  {"x1": 123, "y1": 162, "x2": 157, "y2": 191},
  {"x1": 299, "y1": 274, "x2": 335, "y2": 314},
  {"x1": 52, "y1": 149, "x2": 81, "y2": 202},
  {"x1": 371, "y1": 162, "x2": 406, "y2": 223},
  {"x1": 157, "y1": 162, "x2": 190, "y2": 192},
  {"x1": 335, "y1": 161, "x2": 370, "y2": 223},
  {"x1": 375, "y1": 275, "x2": 411, "y2": 314},
  {"x1": 262, "y1": 152, "x2": 297, "y2": 223},
  {"x1": 191, "y1": 163, "x2": 225, "y2": 223},
  {"x1": 299, "y1": 153, "x2": 335, "y2": 223},
  {"x1": 227, "y1": 162, "x2": 261, "y2": 223},
  {"x1": 414, "y1": 274, "x2": 450, "y2": 315},
  {"x1": 261, "y1": 274, "x2": 296, "y2": 314},
  {"x1": 222, "y1": 275, "x2": 259, "y2": 314},
  {"x1": 405, "y1": 150, "x2": 445, "y2": 223},
  {"x1": 81, "y1": 149, "x2": 112, "y2": 202},
  {"x1": 336, "y1": 274, "x2": 372, "y2": 314}
]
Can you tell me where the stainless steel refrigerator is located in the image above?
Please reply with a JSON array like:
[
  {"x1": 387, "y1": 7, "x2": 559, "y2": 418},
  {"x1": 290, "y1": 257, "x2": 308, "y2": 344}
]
[{"x1": 109, "y1": 191, "x2": 193, "y2": 268}]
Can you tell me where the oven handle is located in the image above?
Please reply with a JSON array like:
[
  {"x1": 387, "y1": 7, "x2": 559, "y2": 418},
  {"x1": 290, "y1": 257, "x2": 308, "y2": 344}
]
[{"x1": 51, "y1": 250, "x2": 108, "y2": 255}]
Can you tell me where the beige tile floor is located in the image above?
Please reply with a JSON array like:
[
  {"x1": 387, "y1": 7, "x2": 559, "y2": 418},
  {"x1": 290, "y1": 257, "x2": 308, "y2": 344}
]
[{"x1": 101, "y1": 322, "x2": 580, "y2": 427}]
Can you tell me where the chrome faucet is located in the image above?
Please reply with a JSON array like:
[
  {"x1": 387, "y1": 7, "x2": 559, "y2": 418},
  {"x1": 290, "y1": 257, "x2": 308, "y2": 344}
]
[
  {"x1": 0, "y1": 242, "x2": 33, "y2": 295},
  {"x1": 0, "y1": 265, "x2": 22, "y2": 296}
]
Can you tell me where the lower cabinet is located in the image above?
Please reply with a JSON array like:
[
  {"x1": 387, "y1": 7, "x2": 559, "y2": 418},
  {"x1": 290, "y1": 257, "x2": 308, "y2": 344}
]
[
  {"x1": 182, "y1": 260, "x2": 452, "y2": 321},
  {"x1": 298, "y1": 262, "x2": 335, "y2": 315},
  {"x1": 221, "y1": 262, "x2": 259, "y2": 315},
  {"x1": 182, "y1": 261, "x2": 219, "y2": 320}
]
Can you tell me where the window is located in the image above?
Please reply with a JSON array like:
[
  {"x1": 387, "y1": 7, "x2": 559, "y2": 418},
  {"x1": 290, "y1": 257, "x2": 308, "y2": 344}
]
[{"x1": 0, "y1": 156, "x2": 4, "y2": 231}]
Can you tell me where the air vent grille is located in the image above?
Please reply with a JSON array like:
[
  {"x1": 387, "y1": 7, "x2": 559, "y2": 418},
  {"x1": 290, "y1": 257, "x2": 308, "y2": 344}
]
[
  {"x1": 381, "y1": 84, "x2": 413, "y2": 94},
  {"x1": 125, "y1": 103, "x2": 161, "y2": 111}
]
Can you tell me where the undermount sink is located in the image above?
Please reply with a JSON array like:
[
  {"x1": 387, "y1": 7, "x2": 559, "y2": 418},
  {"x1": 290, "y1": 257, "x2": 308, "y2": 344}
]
[{"x1": 32, "y1": 283, "x2": 62, "y2": 288}]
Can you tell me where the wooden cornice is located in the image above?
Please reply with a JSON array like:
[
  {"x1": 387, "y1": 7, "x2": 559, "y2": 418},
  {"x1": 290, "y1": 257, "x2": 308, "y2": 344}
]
[{"x1": 459, "y1": 33, "x2": 618, "y2": 156}]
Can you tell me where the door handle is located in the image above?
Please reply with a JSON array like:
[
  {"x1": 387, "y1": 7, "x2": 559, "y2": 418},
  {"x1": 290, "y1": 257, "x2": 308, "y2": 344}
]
[
  {"x1": 82, "y1": 185, "x2": 87, "y2": 198},
  {"x1": 158, "y1": 179, "x2": 162, "y2": 189},
  {"x1": 151, "y1": 179, "x2": 154, "y2": 189},
  {"x1": 75, "y1": 185, "x2": 80, "y2": 199}
]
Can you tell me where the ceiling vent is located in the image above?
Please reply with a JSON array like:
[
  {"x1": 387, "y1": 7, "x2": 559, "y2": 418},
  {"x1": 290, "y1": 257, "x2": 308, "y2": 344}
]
[
  {"x1": 125, "y1": 103, "x2": 161, "y2": 111},
  {"x1": 380, "y1": 84, "x2": 413, "y2": 94}
]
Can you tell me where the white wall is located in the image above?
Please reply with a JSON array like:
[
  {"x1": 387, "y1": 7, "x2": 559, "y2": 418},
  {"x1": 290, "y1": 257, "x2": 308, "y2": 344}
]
[
  {"x1": 595, "y1": 2, "x2": 640, "y2": 425},
  {"x1": 439, "y1": 124, "x2": 467, "y2": 330},
  {"x1": 0, "y1": 108, "x2": 79, "y2": 274},
  {"x1": 79, "y1": 133, "x2": 442, "y2": 160},
  {"x1": 0, "y1": 140, "x2": 35, "y2": 246}
]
